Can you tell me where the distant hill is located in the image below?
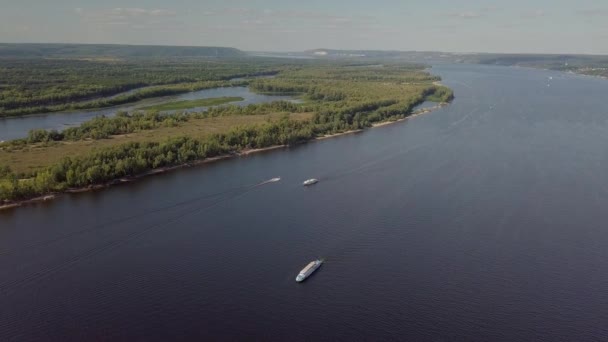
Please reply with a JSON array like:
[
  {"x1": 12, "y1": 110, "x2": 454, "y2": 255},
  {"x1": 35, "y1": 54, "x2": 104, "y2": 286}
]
[
  {"x1": 300, "y1": 49, "x2": 466, "y2": 62},
  {"x1": 0, "y1": 43, "x2": 245, "y2": 58},
  {"x1": 464, "y1": 53, "x2": 608, "y2": 68},
  {"x1": 299, "y1": 49, "x2": 608, "y2": 68},
  {"x1": 304, "y1": 49, "x2": 405, "y2": 58},
  {"x1": 297, "y1": 48, "x2": 608, "y2": 77}
]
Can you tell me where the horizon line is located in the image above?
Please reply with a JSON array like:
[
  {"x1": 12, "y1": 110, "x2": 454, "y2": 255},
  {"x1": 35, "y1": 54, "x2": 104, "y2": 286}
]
[{"x1": 1, "y1": 41, "x2": 607, "y2": 57}]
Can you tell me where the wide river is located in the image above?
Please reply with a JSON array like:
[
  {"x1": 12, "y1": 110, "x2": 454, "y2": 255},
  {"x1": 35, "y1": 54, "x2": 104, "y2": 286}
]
[
  {"x1": 0, "y1": 86, "x2": 294, "y2": 141},
  {"x1": 2, "y1": 64, "x2": 608, "y2": 341}
]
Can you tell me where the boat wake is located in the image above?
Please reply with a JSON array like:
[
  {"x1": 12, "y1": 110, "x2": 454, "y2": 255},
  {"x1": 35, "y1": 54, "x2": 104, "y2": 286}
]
[
  {"x1": 0, "y1": 176, "x2": 283, "y2": 293},
  {"x1": 257, "y1": 177, "x2": 281, "y2": 186},
  {"x1": 1, "y1": 176, "x2": 283, "y2": 256}
]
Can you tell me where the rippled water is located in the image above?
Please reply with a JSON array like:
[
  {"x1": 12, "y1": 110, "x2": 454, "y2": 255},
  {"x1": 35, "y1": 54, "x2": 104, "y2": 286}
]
[
  {"x1": 1, "y1": 64, "x2": 608, "y2": 340},
  {"x1": 0, "y1": 86, "x2": 294, "y2": 141}
]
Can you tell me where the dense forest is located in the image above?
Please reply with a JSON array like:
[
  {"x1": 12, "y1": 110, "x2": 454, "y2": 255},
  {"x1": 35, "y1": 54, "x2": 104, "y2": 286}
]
[
  {"x1": 0, "y1": 61, "x2": 453, "y2": 204},
  {"x1": 0, "y1": 57, "x2": 285, "y2": 117},
  {"x1": 0, "y1": 79, "x2": 249, "y2": 117}
]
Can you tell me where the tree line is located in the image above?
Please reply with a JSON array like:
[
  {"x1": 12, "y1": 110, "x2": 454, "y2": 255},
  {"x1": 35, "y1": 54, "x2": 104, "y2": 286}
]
[
  {"x1": 0, "y1": 86, "x2": 450, "y2": 202},
  {"x1": 0, "y1": 117, "x2": 316, "y2": 200},
  {"x1": 0, "y1": 80, "x2": 249, "y2": 118},
  {"x1": 0, "y1": 57, "x2": 288, "y2": 117},
  {"x1": 0, "y1": 62, "x2": 454, "y2": 203},
  {"x1": 0, "y1": 100, "x2": 315, "y2": 147}
]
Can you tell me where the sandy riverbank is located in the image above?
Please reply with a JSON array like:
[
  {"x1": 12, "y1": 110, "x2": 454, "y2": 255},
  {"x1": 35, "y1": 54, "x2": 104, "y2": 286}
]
[
  {"x1": 315, "y1": 129, "x2": 364, "y2": 140},
  {"x1": 372, "y1": 103, "x2": 447, "y2": 128},
  {"x1": 1, "y1": 103, "x2": 447, "y2": 211},
  {"x1": 315, "y1": 102, "x2": 447, "y2": 139}
]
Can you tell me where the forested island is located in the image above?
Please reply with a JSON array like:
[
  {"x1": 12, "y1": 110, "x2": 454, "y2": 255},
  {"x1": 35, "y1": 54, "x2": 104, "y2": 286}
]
[
  {"x1": 0, "y1": 57, "x2": 281, "y2": 117},
  {"x1": 140, "y1": 97, "x2": 244, "y2": 111},
  {"x1": 0, "y1": 52, "x2": 452, "y2": 207}
]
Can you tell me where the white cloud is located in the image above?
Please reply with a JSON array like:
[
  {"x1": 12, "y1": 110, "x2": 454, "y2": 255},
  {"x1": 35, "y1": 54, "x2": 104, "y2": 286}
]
[
  {"x1": 198, "y1": 7, "x2": 380, "y2": 36},
  {"x1": 73, "y1": 7, "x2": 180, "y2": 33},
  {"x1": 577, "y1": 9, "x2": 608, "y2": 17},
  {"x1": 480, "y1": 6, "x2": 498, "y2": 12},
  {"x1": 447, "y1": 11, "x2": 482, "y2": 19},
  {"x1": 111, "y1": 8, "x2": 176, "y2": 17},
  {"x1": 224, "y1": 7, "x2": 257, "y2": 15},
  {"x1": 207, "y1": 7, "x2": 373, "y2": 25},
  {"x1": 522, "y1": 10, "x2": 546, "y2": 18},
  {"x1": 75, "y1": 7, "x2": 177, "y2": 22}
]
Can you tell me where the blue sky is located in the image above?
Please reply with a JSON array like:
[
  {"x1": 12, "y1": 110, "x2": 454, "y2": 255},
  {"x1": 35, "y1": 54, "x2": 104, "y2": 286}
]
[{"x1": 1, "y1": 0, "x2": 608, "y2": 54}]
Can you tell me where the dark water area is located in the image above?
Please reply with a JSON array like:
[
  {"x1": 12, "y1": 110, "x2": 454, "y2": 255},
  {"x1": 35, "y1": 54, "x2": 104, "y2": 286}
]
[
  {"x1": 164, "y1": 86, "x2": 298, "y2": 114},
  {"x1": 105, "y1": 74, "x2": 276, "y2": 99},
  {"x1": 0, "y1": 86, "x2": 293, "y2": 141},
  {"x1": 2, "y1": 64, "x2": 608, "y2": 340}
]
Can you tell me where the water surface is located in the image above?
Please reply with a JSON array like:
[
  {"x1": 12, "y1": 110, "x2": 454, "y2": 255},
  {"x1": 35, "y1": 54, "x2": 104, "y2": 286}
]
[
  {"x1": 0, "y1": 86, "x2": 294, "y2": 141},
  {"x1": 1, "y1": 64, "x2": 608, "y2": 341}
]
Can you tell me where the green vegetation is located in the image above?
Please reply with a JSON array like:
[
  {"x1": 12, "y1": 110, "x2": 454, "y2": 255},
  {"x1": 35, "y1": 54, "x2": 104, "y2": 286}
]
[
  {"x1": 0, "y1": 60, "x2": 453, "y2": 204},
  {"x1": 141, "y1": 97, "x2": 244, "y2": 111},
  {"x1": 0, "y1": 81, "x2": 249, "y2": 117},
  {"x1": 18, "y1": 112, "x2": 190, "y2": 143},
  {"x1": 0, "y1": 113, "x2": 314, "y2": 175},
  {"x1": 2, "y1": 100, "x2": 312, "y2": 146},
  {"x1": 0, "y1": 57, "x2": 284, "y2": 117},
  {"x1": 424, "y1": 86, "x2": 454, "y2": 102},
  {"x1": 0, "y1": 117, "x2": 313, "y2": 199}
]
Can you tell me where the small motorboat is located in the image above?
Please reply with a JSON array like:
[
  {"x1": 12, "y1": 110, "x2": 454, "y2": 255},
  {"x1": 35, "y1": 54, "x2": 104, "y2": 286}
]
[{"x1": 302, "y1": 178, "x2": 318, "y2": 186}]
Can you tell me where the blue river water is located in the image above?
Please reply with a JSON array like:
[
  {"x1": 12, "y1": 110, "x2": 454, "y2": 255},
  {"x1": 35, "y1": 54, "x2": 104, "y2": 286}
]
[
  {"x1": 0, "y1": 87, "x2": 294, "y2": 141},
  {"x1": 1, "y1": 64, "x2": 608, "y2": 340}
]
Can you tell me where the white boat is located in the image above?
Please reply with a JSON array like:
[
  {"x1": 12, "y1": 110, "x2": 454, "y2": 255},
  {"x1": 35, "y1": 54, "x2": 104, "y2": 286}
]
[
  {"x1": 296, "y1": 259, "x2": 323, "y2": 282},
  {"x1": 303, "y1": 178, "x2": 318, "y2": 186}
]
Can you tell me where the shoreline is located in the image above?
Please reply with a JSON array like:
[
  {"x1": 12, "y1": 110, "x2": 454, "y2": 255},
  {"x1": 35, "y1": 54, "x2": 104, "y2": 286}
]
[
  {"x1": 0, "y1": 84, "x2": 246, "y2": 120},
  {"x1": 0, "y1": 103, "x2": 447, "y2": 211},
  {"x1": 315, "y1": 129, "x2": 364, "y2": 140},
  {"x1": 372, "y1": 103, "x2": 447, "y2": 127},
  {"x1": 1, "y1": 72, "x2": 280, "y2": 120},
  {"x1": 0, "y1": 145, "x2": 286, "y2": 211}
]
